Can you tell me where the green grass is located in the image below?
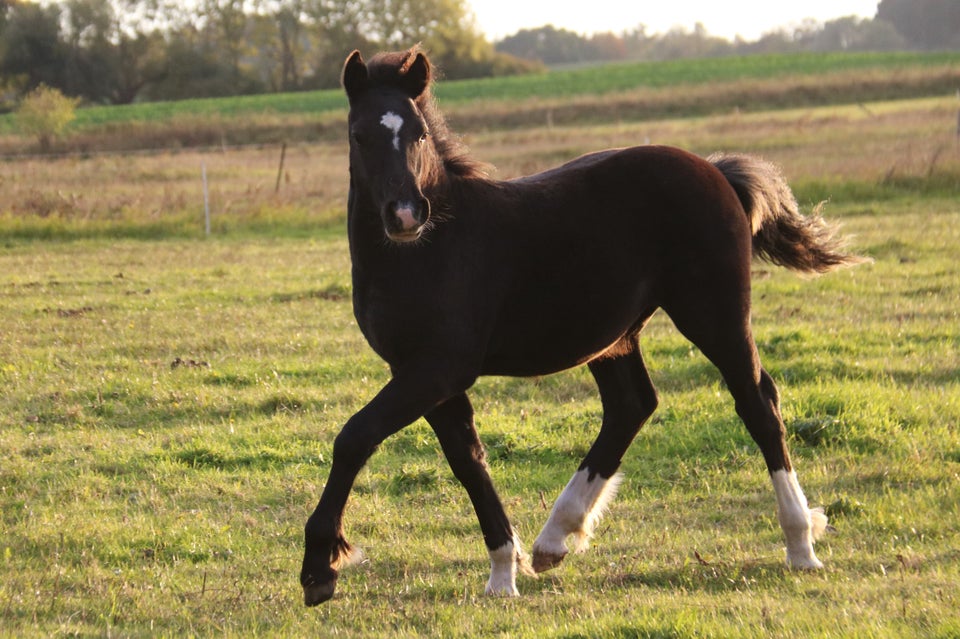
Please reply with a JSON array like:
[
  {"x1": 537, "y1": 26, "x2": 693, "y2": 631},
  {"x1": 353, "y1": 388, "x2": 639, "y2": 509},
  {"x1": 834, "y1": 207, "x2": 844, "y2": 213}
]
[
  {"x1": 1, "y1": 88, "x2": 959, "y2": 636},
  {"x1": 1, "y1": 194, "x2": 957, "y2": 637},
  {"x1": 0, "y1": 50, "x2": 958, "y2": 147},
  {"x1": 436, "y1": 50, "x2": 960, "y2": 102}
]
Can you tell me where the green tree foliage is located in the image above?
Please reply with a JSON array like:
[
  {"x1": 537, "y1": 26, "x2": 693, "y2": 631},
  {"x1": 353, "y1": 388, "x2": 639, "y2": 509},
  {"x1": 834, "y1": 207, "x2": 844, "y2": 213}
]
[
  {"x1": 800, "y1": 16, "x2": 905, "y2": 52},
  {"x1": 497, "y1": 15, "x2": 918, "y2": 66},
  {"x1": 294, "y1": 0, "x2": 529, "y2": 87},
  {"x1": 140, "y1": 31, "x2": 258, "y2": 101},
  {"x1": 0, "y1": 0, "x2": 166, "y2": 105},
  {"x1": 61, "y1": 0, "x2": 121, "y2": 102},
  {"x1": 15, "y1": 83, "x2": 80, "y2": 151},
  {"x1": 0, "y1": 0, "x2": 950, "y2": 105},
  {"x1": 876, "y1": 0, "x2": 960, "y2": 49},
  {"x1": 0, "y1": 0, "x2": 520, "y2": 103},
  {"x1": 497, "y1": 25, "x2": 602, "y2": 66},
  {"x1": 0, "y1": 2, "x2": 68, "y2": 92}
]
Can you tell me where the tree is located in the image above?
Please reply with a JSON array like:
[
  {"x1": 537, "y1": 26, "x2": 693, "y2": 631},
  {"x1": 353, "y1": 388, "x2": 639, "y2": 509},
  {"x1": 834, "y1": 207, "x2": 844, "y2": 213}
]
[
  {"x1": 61, "y1": 0, "x2": 121, "y2": 102},
  {"x1": 343, "y1": 0, "x2": 498, "y2": 78},
  {"x1": 201, "y1": 0, "x2": 248, "y2": 77},
  {"x1": 299, "y1": 0, "x2": 372, "y2": 88},
  {"x1": 652, "y1": 23, "x2": 732, "y2": 60},
  {"x1": 0, "y1": 0, "x2": 157, "y2": 104},
  {"x1": 0, "y1": 0, "x2": 527, "y2": 102},
  {"x1": 139, "y1": 28, "x2": 258, "y2": 100},
  {"x1": 497, "y1": 25, "x2": 598, "y2": 65},
  {"x1": 0, "y1": 2, "x2": 68, "y2": 92},
  {"x1": 111, "y1": 29, "x2": 166, "y2": 104},
  {"x1": 404, "y1": 0, "x2": 503, "y2": 78},
  {"x1": 16, "y1": 83, "x2": 79, "y2": 151},
  {"x1": 804, "y1": 16, "x2": 905, "y2": 52},
  {"x1": 275, "y1": 3, "x2": 306, "y2": 90},
  {"x1": 590, "y1": 32, "x2": 627, "y2": 62},
  {"x1": 876, "y1": 0, "x2": 960, "y2": 49},
  {"x1": 294, "y1": 0, "x2": 507, "y2": 87}
]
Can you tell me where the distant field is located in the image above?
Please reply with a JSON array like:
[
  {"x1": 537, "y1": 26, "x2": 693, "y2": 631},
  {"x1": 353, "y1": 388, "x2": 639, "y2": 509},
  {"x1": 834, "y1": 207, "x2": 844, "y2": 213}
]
[
  {"x1": 1, "y1": 62, "x2": 959, "y2": 637},
  {"x1": 0, "y1": 50, "x2": 958, "y2": 154},
  {"x1": 437, "y1": 50, "x2": 960, "y2": 102}
]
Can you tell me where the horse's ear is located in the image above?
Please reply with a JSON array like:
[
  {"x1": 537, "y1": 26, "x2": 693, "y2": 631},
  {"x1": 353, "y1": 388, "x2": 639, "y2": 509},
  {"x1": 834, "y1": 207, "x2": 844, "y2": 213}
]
[
  {"x1": 342, "y1": 50, "x2": 368, "y2": 100},
  {"x1": 399, "y1": 50, "x2": 431, "y2": 99}
]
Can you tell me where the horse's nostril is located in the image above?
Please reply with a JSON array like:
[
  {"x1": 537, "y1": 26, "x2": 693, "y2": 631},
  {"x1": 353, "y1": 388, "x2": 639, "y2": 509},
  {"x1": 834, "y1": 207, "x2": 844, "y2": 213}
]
[
  {"x1": 395, "y1": 205, "x2": 418, "y2": 231},
  {"x1": 384, "y1": 200, "x2": 425, "y2": 238}
]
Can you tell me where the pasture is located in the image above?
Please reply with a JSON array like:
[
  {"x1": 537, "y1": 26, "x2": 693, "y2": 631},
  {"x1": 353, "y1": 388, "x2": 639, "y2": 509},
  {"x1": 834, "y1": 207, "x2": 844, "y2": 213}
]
[
  {"x1": 1, "y1": 71, "x2": 959, "y2": 636},
  {"x1": 1, "y1": 50, "x2": 958, "y2": 155}
]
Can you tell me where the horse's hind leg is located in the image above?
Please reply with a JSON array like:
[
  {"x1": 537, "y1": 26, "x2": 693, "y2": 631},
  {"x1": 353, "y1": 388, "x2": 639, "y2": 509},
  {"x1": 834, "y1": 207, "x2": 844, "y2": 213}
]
[
  {"x1": 425, "y1": 393, "x2": 531, "y2": 595},
  {"x1": 662, "y1": 287, "x2": 828, "y2": 569},
  {"x1": 532, "y1": 339, "x2": 658, "y2": 572}
]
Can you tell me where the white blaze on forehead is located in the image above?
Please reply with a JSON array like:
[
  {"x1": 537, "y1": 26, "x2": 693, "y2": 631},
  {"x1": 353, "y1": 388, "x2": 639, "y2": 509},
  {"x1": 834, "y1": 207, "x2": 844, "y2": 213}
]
[{"x1": 380, "y1": 111, "x2": 404, "y2": 151}]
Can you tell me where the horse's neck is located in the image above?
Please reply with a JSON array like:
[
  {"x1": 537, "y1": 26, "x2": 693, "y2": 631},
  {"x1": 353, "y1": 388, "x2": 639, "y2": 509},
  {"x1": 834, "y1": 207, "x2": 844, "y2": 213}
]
[{"x1": 346, "y1": 190, "x2": 380, "y2": 263}]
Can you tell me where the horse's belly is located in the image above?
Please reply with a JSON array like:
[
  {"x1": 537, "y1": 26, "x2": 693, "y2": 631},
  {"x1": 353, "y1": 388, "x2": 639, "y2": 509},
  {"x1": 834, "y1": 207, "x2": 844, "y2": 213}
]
[
  {"x1": 480, "y1": 293, "x2": 649, "y2": 377},
  {"x1": 481, "y1": 343, "x2": 613, "y2": 377}
]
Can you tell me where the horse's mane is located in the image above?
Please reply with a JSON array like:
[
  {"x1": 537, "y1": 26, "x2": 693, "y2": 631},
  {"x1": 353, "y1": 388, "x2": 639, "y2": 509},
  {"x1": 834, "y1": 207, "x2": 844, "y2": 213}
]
[{"x1": 365, "y1": 47, "x2": 490, "y2": 180}]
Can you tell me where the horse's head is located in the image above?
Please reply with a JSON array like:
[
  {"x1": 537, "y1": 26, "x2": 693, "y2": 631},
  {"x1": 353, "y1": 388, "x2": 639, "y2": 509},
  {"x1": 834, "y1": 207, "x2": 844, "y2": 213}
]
[{"x1": 342, "y1": 48, "x2": 435, "y2": 244}]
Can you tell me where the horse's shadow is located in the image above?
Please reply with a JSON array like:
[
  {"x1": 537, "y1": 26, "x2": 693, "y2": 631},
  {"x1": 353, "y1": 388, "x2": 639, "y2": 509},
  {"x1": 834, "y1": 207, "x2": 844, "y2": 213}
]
[
  {"x1": 350, "y1": 549, "x2": 792, "y2": 600},
  {"x1": 536, "y1": 554, "x2": 794, "y2": 597}
]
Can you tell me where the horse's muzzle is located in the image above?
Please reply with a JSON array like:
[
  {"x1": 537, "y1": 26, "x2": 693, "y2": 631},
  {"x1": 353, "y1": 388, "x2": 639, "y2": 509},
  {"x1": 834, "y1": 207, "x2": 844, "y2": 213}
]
[{"x1": 383, "y1": 198, "x2": 430, "y2": 243}]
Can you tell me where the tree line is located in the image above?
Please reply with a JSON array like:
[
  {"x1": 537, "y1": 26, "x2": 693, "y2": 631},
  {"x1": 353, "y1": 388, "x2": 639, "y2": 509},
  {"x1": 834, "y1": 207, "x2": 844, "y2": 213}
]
[
  {"x1": 496, "y1": 0, "x2": 960, "y2": 66},
  {"x1": 1, "y1": 0, "x2": 957, "y2": 110},
  {"x1": 0, "y1": 0, "x2": 534, "y2": 109}
]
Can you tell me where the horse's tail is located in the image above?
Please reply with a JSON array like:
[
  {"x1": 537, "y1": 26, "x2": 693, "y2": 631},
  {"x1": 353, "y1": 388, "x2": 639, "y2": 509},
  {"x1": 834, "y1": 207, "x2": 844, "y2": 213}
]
[{"x1": 708, "y1": 152, "x2": 866, "y2": 274}]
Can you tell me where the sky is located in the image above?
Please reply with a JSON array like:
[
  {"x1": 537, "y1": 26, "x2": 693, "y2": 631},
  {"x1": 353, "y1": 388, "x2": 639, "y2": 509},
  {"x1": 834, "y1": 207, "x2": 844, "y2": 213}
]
[{"x1": 469, "y1": 0, "x2": 882, "y2": 42}]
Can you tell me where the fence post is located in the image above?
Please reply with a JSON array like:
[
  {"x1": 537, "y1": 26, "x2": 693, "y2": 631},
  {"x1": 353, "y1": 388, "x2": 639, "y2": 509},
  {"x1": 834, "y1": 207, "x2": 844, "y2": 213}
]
[
  {"x1": 275, "y1": 142, "x2": 288, "y2": 194},
  {"x1": 202, "y1": 161, "x2": 210, "y2": 237}
]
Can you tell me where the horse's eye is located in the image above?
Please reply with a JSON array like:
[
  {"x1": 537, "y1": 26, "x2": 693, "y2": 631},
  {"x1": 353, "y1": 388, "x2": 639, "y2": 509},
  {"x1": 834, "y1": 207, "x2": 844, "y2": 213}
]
[
  {"x1": 418, "y1": 131, "x2": 429, "y2": 144},
  {"x1": 351, "y1": 131, "x2": 366, "y2": 146}
]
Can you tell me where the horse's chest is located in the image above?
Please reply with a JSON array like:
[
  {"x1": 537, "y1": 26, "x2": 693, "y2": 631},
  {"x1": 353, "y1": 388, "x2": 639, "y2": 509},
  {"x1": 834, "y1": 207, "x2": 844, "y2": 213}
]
[{"x1": 352, "y1": 280, "x2": 433, "y2": 364}]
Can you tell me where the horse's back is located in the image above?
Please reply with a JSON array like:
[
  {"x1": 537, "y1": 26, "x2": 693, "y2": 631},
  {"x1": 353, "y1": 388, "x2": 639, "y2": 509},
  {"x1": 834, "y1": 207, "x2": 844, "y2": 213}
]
[
  {"x1": 474, "y1": 146, "x2": 751, "y2": 376},
  {"x1": 508, "y1": 145, "x2": 745, "y2": 236},
  {"x1": 513, "y1": 145, "x2": 724, "y2": 187},
  {"x1": 501, "y1": 145, "x2": 748, "y2": 260}
]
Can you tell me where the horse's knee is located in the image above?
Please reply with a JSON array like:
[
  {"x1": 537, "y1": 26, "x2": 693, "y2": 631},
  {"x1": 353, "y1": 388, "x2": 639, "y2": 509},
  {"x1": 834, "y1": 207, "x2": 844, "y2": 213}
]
[
  {"x1": 631, "y1": 388, "x2": 658, "y2": 425},
  {"x1": 332, "y1": 418, "x2": 378, "y2": 466},
  {"x1": 447, "y1": 439, "x2": 489, "y2": 477},
  {"x1": 758, "y1": 369, "x2": 782, "y2": 408}
]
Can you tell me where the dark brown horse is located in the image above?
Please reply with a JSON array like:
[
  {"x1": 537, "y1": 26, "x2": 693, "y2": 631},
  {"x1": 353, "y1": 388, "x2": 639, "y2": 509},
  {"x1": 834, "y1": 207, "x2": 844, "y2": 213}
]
[{"x1": 300, "y1": 46, "x2": 862, "y2": 606}]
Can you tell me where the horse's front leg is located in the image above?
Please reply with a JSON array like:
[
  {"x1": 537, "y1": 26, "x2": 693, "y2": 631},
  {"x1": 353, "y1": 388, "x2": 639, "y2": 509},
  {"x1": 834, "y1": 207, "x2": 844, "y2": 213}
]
[
  {"x1": 425, "y1": 394, "x2": 532, "y2": 596},
  {"x1": 533, "y1": 344, "x2": 657, "y2": 572},
  {"x1": 301, "y1": 368, "x2": 468, "y2": 606}
]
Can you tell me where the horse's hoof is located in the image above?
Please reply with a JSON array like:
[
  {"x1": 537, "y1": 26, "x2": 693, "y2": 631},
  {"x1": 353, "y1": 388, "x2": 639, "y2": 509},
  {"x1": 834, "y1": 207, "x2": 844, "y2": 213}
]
[
  {"x1": 484, "y1": 583, "x2": 520, "y2": 597},
  {"x1": 786, "y1": 553, "x2": 824, "y2": 571},
  {"x1": 531, "y1": 549, "x2": 567, "y2": 573},
  {"x1": 302, "y1": 568, "x2": 338, "y2": 606},
  {"x1": 303, "y1": 580, "x2": 337, "y2": 606}
]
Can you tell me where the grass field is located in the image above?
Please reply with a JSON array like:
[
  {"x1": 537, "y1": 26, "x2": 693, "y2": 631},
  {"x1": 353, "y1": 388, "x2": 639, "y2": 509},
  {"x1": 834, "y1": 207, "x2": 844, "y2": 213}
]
[
  {"x1": 0, "y1": 50, "x2": 958, "y2": 155},
  {"x1": 1, "y1": 59, "x2": 959, "y2": 637},
  {"x1": 0, "y1": 51, "x2": 954, "y2": 131}
]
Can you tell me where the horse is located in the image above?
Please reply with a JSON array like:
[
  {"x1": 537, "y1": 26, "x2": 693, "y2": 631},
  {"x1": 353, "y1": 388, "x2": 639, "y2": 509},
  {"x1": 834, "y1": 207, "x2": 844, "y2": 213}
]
[{"x1": 300, "y1": 46, "x2": 863, "y2": 606}]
